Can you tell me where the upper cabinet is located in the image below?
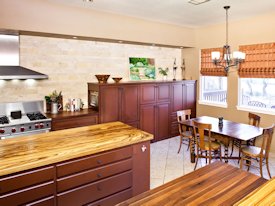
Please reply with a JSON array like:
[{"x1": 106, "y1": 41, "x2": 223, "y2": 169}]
[{"x1": 88, "y1": 80, "x2": 196, "y2": 142}]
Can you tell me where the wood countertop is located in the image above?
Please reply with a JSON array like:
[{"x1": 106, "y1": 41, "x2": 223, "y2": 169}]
[
  {"x1": 117, "y1": 162, "x2": 267, "y2": 206},
  {"x1": 0, "y1": 122, "x2": 153, "y2": 176}
]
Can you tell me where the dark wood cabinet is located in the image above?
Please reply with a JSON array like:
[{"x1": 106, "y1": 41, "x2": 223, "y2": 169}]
[
  {"x1": 48, "y1": 109, "x2": 98, "y2": 131},
  {"x1": 156, "y1": 103, "x2": 170, "y2": 141},
  {"x1": 170, "y1": 81, "x2": 196, "y2": 136},
  {"x1": 88, "y1": 81, "x2": 196, "y2": 141},
  {"x1": 0, "y1": 142, "x2": 150, "y2": 206},
  {"x1": 88, "y1": 83, "x2": 139, "y2": 126}
]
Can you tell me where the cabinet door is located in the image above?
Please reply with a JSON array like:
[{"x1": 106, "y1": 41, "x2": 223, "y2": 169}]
[
  {"x1": 140, "y1": 104, "x2": 155, "y2": 140},
  {"x1": 171, "y1": 83, "x2": 183, "y2": 113},
  {"x1": 156, "y1": 84, "x2": 170, "y2": 103},
  {"x1": 156, "y1": 103, "x2": 170, "y2": 141},
  {"x1": 140, "y1": 84, "x2": 156, "y2": 104},
  {"x1": 186, "y1": 83, "x2": 196, "y2": 118},
  {"x1": 99, "y1": 86, "x2": 120, "y2": 123},
  {"x1": 121, "y1": 85, "x2": 139, "y2": 123}
]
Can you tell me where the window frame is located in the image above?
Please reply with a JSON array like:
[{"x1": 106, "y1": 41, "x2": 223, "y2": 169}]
[
  {"x1": 237, "y1": 78, "x2": 275, "y2": 115},
  {"x1": 199, "y1": 75, "x2": 228, "y2": 108}
]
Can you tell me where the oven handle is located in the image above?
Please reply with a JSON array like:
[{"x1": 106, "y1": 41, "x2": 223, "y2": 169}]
[{"x1": 1, "y1": 129, "x2": 50, "y2": 139}]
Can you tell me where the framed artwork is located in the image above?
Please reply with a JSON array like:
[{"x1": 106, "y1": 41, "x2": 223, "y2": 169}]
[{"x1": 129, "y1": 57, "x2": 156, "y2": 80}]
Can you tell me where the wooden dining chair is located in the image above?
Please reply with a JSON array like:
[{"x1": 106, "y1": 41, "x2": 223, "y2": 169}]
[
  {"x1": 192, "y1": 120, "x2": 222, "y2": 170},
  {"x1": 240, "y1": 124, "x2": 275, "y2": 179},
  {"x1": 176, "y1": 109, "x2": 192, "y2": 153},
  {"x1": 230, "y1": 112, "x2": 261, "y2": 162}
]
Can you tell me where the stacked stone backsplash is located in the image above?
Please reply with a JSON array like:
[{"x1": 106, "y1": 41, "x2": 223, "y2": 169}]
[{"x1": 0, "y1": 35, "x2": 181, "y2": 110}]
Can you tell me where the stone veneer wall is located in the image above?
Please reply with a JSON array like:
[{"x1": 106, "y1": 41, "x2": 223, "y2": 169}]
[{"x1": 0, "y1": 35, "x2": 182, "y2": 110}]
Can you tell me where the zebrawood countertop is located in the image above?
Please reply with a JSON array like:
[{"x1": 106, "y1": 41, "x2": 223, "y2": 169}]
[
  {"x1": 117, "y1": 162, "x2": 267, "y2": 206},
  {"x1": 0, "y1": 122, "x2": 153, "y2": 176}
]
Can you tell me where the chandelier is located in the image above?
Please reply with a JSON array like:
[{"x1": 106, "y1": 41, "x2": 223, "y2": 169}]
[{"x1": 211, "y1": 6, "x2": 245, "y2": 73}]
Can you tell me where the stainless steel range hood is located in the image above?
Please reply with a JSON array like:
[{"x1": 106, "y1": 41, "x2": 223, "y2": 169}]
[{"x1": 0, "y1": 34, "x2": 48, "y2": 80}]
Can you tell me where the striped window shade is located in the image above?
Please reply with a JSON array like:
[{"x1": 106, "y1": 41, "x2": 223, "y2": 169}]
[
  {"x1": 200, "y1": 48, "x2": 227, "y2": 76},
  {"x1": 238, "y1": 43, "x2": 275, "y2": 78}
]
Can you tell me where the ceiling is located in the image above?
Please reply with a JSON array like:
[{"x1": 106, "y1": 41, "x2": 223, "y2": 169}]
[{"x1": 48, "y1": 0, "x2": 275, "y2": 27}]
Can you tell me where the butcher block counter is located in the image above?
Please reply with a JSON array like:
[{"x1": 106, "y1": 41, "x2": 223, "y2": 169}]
[
  {"x1": 0, "y1": 122, "x2": 153, "y2": 206},
  {"x1": 118, "y1": 162, "x2": 267, "y2": 206}
]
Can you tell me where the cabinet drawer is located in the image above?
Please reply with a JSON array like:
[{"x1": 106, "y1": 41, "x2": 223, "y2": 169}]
[
  {"x1": 0, "y1": 181, "x2": 54, "y2": 206},
  {"x1": 57, "y1": 171, "x2": 132, "y2": 206},
  {"x1": 52, "y1": 115, "x2": 98, "y2": 131},
  {"x1": 25, "y1": 196, "x2": 55, "y2": 206},
  {"x1": 0, "y1": 166, "x2": 54, "y2": 194},
  {"x1": 57, "y1": 146, "x2": 132, "y2": 178},
  {"x1": 87, "y1": 188, "x2": 132, "y2": 206},
  {"x1": 57, "y1": 158, "x2": 132, "y2": 192}
]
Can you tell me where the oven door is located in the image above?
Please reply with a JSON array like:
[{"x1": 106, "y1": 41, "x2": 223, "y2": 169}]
[{"x1": 1, "y1": 129, "x2": 50, "y2": 140}]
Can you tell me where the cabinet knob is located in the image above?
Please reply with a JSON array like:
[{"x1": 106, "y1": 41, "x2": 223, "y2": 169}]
[
  {"x1": 97, "y1": 160, "x2": 102, "y2": 164},
  {"x1": 97, "y1": 173, "x2": 102, "y2": 178},
  {"x1": 141, "y1": 145, "x2": 147, "y2": 152}
]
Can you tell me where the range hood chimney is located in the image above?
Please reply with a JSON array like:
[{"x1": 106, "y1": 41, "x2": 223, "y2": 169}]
[{"x1": 0, "y1": 34, "x2": 48, "y2": 80}]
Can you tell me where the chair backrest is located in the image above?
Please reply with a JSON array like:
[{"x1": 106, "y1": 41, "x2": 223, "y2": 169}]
[
  {"x1": 248, "y1": 112, "x2": 261, "y2": 127},
  {"x1": 177, "y1": 110, "x2": 191, "y2": 134},
  {"x1": 261, "y1": 124, "x2": 275, "y2": 159},
  {"x1": 192, "y1": 120, "x2": 212, "y2": 151}
]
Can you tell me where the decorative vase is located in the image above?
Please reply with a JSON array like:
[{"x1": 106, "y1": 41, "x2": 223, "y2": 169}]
[
  {"x1": 162, "y1": 75, "x2": 167, "y2": 81},
  {"x1": 51, "y1": 102, "x2": 61, "y2": 114}
]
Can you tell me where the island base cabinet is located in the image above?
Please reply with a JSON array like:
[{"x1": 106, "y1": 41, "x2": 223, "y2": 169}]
[{"x1": 0, "y1": 142, "x2": 150, "y2": 206}]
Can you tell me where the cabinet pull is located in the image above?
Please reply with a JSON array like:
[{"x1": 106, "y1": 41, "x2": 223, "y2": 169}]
[
  {"x1": 97, "y1": 160, "x2": 102, "y2": 164},
  {"x1": 97, "y1": 173, "x2": 102, "y2": 178}
]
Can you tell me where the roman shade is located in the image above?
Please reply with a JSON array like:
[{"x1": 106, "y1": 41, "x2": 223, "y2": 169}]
[
  {"x1": 238, "y1": 43, "x2": 275, "y2": 78},
  {"x1": 200, "y1": 48, "x2": 227, "y2": 76}
]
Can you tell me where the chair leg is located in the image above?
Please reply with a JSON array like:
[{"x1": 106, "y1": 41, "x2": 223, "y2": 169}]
[
  {"x1": 260, "y1": 157, "x2": 263, "y2": 178},
  {"x1": 209, "y1": 152, "x2": 212, "y2": 165},
  {"x1": 219, "y1": 148, "x2": 222, "y2": 161},
  {"x1": 187, "y1": 138, "x2": 190, "y2": 151},
  {"x1": 230, "y1": 140, "x2": 234, "y2": 157},
  {"x1": 177, "y1": 136, "x2": 183, "y2": 153},
  {"x1": 240, "y1": 156, "x2": 243, "y2": 170},
  {"x1": 205, "y1": 151, "x2": 208, "y2": 164},
  {"x1": 238, "y1": 147, "x2": 241, "y2": 164},
  {"x1": 266, "y1": 158, "x2": 272, "y2": 179},
  {"x1": 194, "y1": 150, "x2": 199, "y2": 171},
  {"x1": 247, "y1": 158, "x2": 251, "y2": 172}
]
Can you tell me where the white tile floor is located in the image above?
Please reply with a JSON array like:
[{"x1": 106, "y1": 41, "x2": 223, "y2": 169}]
[{"x1": 150, "y1": 136, "x2": 275, "y2": 189}]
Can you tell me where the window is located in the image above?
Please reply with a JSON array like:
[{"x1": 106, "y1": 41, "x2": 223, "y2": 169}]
[
  {"x1": 238, "y1": 78, "x2": 275, "y2": 112},
  {"x1": 200, "y1": 76, "x2": 227, "y2": 106}
]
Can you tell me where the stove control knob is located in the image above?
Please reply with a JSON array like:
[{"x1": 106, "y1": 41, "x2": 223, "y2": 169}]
[
  {"x1": 39, "y1": 123, "x2": 44, "y2": 128},
  {"x1": 0, "y1": 129, "x2": 5, "y2": 134},
  {"x1": 20, "y1": 127, "x2": 25, "y2": 132},
  {"x1": 11, "y1": 128, "x2": 16, "y2": 133},
  {"x1": 35, "y1": 124, "x2": 39, "y2": 129}
]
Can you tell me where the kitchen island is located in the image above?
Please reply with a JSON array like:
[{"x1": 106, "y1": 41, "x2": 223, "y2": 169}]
[{"x1": 0, "y1": 121, "x2": 153, "y2": 206}]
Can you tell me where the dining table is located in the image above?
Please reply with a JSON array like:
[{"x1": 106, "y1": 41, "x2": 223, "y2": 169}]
[{"x1": 179, "y1": 116, "x2": 263, "y2": 163}]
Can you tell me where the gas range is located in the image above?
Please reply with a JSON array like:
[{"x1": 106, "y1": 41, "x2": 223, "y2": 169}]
[{"x1": 0, "y1": 101, "x2": 51, "y2": 139}]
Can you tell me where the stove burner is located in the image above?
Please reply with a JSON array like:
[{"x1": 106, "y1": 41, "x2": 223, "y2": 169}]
[
  {"x1": 27, "y1": 112, "x2": 47, "y2": 121},
  {"x1": 0, "y1": 116, "x2": 9, "y2": 124}
]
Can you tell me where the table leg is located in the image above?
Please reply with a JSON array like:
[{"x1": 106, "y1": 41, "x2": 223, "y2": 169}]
[{"x1": 190, "y1": 136, "x2": 196, "y2": 163}]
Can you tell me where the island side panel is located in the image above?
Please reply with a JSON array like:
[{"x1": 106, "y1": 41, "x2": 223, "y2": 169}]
[{"x1": 132, "y1": 141, "x2": 150, "y2": 196}]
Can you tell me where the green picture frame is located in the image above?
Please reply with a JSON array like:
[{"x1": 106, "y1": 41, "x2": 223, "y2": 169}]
[{"x1": 129, "y1": 57, "x2": 156, "y2": 80}]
